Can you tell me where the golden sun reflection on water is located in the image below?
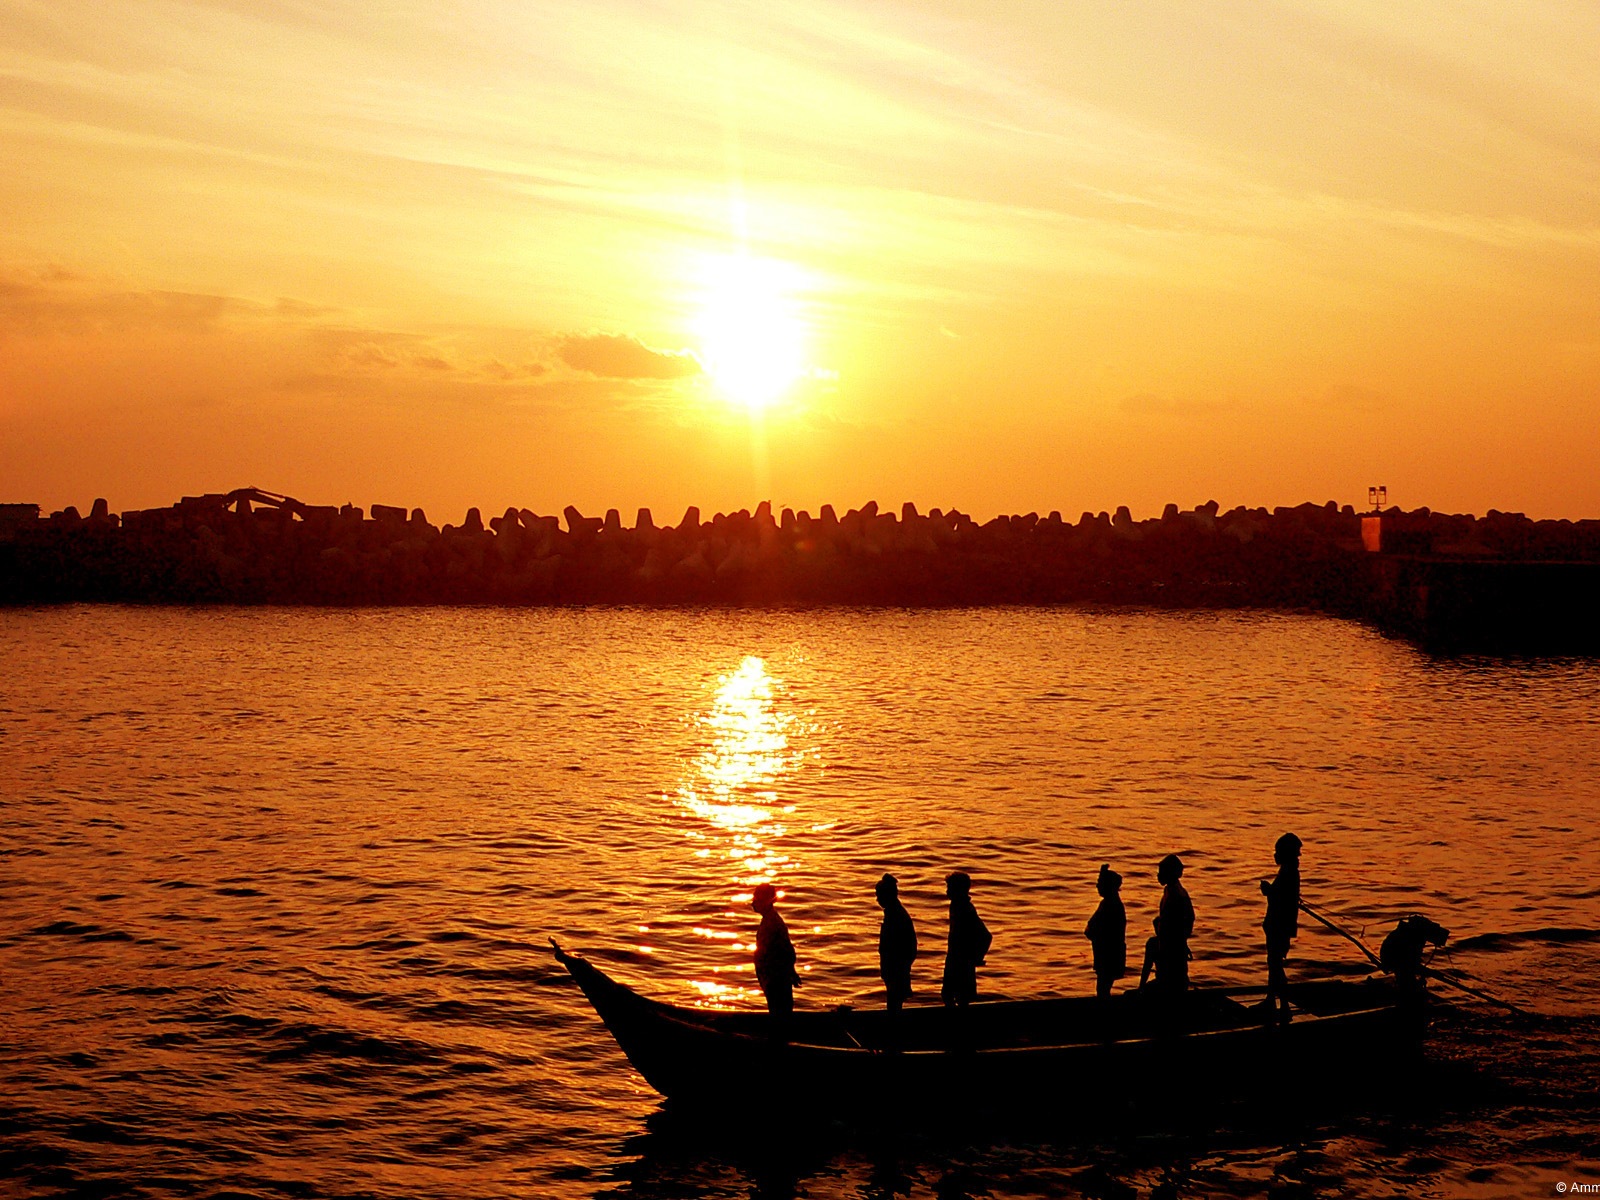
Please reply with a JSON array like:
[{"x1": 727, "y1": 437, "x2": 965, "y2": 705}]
[{"x1": 673, "y1": 655, "x2": 811, "y2": 1005}]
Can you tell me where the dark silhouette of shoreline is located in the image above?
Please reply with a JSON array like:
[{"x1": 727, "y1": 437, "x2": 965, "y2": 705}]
[{"x1": 3, "y1": 489, "x2": 1597, "y2": 652}]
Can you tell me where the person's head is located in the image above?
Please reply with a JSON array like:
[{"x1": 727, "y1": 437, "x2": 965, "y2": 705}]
[
  {"x1": 1274, "y1": 832, "x2": 1303, "y2": 867},
  {"x1": 945, "y1": 871, "x2": 971, "y2": 899},
  {"x1": 1157, "y1": 854, "x2": 1184, "y2": 885},
  {"x1": 875, "y1": 873, "x2": 899, "y2": 909},
  {"x1": 1097, "y1": 863, "x2": 1122, "y2": 897},
  {"x1": 751, "y1": 883, "x2": 778, "y2": 914}
]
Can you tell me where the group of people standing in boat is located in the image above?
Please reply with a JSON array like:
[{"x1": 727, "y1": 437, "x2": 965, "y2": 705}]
[{"x1": 749, "y1": 832, "x2": 1303, "y2": 1016}]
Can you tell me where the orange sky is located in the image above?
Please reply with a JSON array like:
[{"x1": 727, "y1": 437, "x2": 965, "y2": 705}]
[{"x1": 3, "y1": 1, "x2": 1598, "y2": 520}]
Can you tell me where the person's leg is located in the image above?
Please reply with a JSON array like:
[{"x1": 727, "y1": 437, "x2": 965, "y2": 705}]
[
  {"x1": 769, "y1": 982, "x2": 793, "y2": 1042},
  {"x1": 1267, "y1": 937, "x2": 1291, "y2": 1019},
  {"x1": 946, "y1": 963, "x2": 976, "y2": 1008},
  {"x1": 758, "y1": 975, "x2": 791, "y2": 1040},
  {"x1": 885, "y1": 969, "x2": 908, "y2": 1013},
  {"x1": 1162, "y1": 950, "x2": 1188, "y2": 994},
  {"x1": 947, "y1": 967, "x2": 975, "y2": 1051}
]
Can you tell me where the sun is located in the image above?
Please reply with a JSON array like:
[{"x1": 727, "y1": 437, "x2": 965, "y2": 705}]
[{"x1": 692, "y1": 254, "x2": 807, "y2": 413}]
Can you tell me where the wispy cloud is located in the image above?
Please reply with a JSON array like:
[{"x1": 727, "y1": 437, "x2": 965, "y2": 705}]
[
  {"x1": 557, "y1": 333, "x2": 700, "y2": 380},
  {"x1": 0, "y1": 272, "x2": 238, "y2": 337}
]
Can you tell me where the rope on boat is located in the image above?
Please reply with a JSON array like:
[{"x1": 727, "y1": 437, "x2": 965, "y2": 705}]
[
  {"x1": 1298, "y1": 900, "x2": 1529, "y2": 1015},
  {"x1": 1297, "y1": 899, "x2": 1382, "y2": 968}
]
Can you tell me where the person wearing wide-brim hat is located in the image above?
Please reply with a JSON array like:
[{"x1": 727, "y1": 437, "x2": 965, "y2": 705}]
[
  {"x1": 1085, "y1": 863, "x2": 1127, "y2": 1000},
  {"x1": 1261, "y1": 832, "x2": 1303, "y2": 1019},
  {"x1": 874, "y1": 873, "x2": 918, "y2": 1013}
]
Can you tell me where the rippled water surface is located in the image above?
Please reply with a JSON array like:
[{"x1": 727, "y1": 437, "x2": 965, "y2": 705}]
[{"x1": 2, "y1": 605, "x2": 1598, "y2": 1198}]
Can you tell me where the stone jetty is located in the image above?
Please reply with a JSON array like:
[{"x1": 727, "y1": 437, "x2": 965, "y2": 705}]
[{"x1": 3, "y1": 488, "x2": 1597, "y2": 652}]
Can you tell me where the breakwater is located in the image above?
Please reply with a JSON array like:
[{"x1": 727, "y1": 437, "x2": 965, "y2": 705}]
[{"x1": 3, "y1": 488, "x2": 1598, "y2": 650}]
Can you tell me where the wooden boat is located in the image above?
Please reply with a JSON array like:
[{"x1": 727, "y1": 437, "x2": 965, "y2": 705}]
[{"x1": 551, "y1": 940, "x2": 1426, "y2": 1112}]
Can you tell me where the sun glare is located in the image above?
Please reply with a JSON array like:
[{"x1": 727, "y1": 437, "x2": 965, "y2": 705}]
[{"x1": 692, "y1": 254, "x2": 808, "y2": 413}]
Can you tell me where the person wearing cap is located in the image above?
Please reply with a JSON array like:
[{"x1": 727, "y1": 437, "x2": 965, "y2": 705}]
[
  {"x1": 1155, "y1": 854, "x2": 1194, "y2": 993},
  {"x1": 1084, "y1": 863, "x2": 1127, "y2": 1000},
  {"x1": 1261, "y1": 832, "x2": 1302, "y2": 1018},
  {"x1": 875, "y1": 873, "x2": 918, "y2": 1013},
  {"x1": 750, "y1": 883, "x2": 801, "y2": 1018},
  {"x1": 941, "y1": 871, "x2": 992, "y2": 1008}
]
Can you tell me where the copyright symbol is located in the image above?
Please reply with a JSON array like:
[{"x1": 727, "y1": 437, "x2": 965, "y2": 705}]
[{"x1": 1558, "y1": 1184, "x2": 1567, "y2": 1193}]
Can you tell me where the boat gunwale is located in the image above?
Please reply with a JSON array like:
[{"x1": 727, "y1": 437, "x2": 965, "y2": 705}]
[{"x1": 632, "y1": 998, "x2": 1403, "y2": 1060}]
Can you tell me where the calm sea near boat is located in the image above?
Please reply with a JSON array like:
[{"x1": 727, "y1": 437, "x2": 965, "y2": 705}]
[{"x1": 2, "y1": 605, "x2": 1598, "y2": 1199}]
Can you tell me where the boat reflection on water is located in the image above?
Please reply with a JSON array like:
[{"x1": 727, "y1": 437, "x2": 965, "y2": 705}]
[
  {"x1": 672, "y1": 655, "x2": 814, "y2": 1007},
  {"x1": 602, "y1": 1103, "x2": 1200, "y2": 1200}
]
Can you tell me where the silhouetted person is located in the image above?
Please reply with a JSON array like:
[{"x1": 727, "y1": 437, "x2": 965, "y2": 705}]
[
  {"x1": 751, "y1": 883, "x2": 800, "y2": 1018},
  {"x1": 1380, "y1": 914, "x2": 1449, "y2": 994},
  {"x1": 1139, "y1": 917, "x2": 1161, "y2": 988},
  {"x1": 1155, "y1": 854, "x2": 1194, "y2": 993},
  {"x1": 941, "y1": 872, "x2": 991, "y2": 1008},
  {"x1": 1261, "y1": 832, "x2": 1302, "y2": 1018},
  {"x1": 1084, "y1": 863, "x2": 1127, "y2": 1000},
  {"x1": 875, "y1": 873, "x2": 918, "y2": 1013}
]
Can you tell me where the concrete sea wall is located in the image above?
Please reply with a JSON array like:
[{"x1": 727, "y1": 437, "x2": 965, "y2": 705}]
[{"x1": 3, "y1": 491, "x2": 1598, "y2": 651}]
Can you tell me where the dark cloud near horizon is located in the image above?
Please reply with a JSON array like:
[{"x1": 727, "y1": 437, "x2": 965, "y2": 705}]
[{"x1": 558, "y1": 332, "x2": 699, "y2": 380}]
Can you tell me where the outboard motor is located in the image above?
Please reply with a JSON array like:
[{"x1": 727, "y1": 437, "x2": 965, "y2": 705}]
[{"x1": 1380, "y1": 915, "x2": 1450, "y2": 991}]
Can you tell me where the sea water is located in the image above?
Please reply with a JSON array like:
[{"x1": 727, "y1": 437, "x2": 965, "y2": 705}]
[{"x1": 2, "y1": 605, "x2": 1597, "y2": 1198}]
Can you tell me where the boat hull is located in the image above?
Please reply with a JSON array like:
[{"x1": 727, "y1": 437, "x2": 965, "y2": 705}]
[{"x1": 554, "y1": 946, "x2": 1423, "y2": 1112}]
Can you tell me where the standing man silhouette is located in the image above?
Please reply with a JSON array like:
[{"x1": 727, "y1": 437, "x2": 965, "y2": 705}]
[
  {"x1": 941, "y1": 872, "x2": 991, "y2": 1008},
  {"x1": 875, "y1": 873, "x2": 918, "y2": 1013},
  {"x1": 1155, "y1": 854, "x2": 1194, "y2": 994},
  {"x1": 751, "y1": 883, "x2": 800, "y2": 1018},
  {"x1": 1261, "y1": 832, "x2": 1302, "y2": 1018}
]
